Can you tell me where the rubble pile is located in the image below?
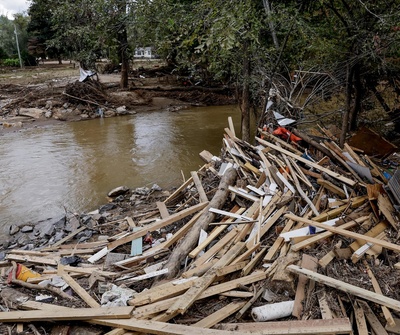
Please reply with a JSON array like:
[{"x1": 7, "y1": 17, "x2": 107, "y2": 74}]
[{"x1": 1, "y1": 120, "x2": 400, "y2": 335}]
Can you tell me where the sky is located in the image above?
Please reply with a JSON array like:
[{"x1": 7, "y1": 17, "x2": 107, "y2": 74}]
[{"x1": 0, "y1": 0, "x2": 29, "y2": 19}]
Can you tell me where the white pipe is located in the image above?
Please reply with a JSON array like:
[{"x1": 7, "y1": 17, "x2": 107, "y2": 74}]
[{"x1": 251, "y1": 300, "x2": 294, "y2": 322}]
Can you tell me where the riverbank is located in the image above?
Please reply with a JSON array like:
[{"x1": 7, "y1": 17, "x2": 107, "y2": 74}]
[
  {"x1": 0, "y1": 62, "x2": 236, "y2": 132},
  {"x1": 0, "y1": 123, "x2": 400, "y2": 335}
]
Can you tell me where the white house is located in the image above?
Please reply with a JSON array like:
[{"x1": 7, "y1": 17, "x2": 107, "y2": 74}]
[{"x1": 134, "y1": 47, "x2": 157, "y2": 59}]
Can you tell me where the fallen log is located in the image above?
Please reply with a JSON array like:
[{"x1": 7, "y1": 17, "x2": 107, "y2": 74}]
[{"x1": 162, "y1": 167, "x2": 238, "y2": 279}]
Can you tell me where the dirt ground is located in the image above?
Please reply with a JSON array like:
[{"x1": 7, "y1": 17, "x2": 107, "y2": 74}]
[{"x1": 0, "y1": 61, "x2": 236, "y2": 131}]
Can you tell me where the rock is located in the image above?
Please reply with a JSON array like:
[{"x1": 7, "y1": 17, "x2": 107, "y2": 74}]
[
  {"x1": 63, "y1": 103, "x2": 69, "y2": 109},
  {"x1": 9, "y1": 225, "x2": 20, "y2": 235},
  {"x1": 107, "y1": 186, "x2": 129, "y2": 197},
  {"x1": 45, "y1": 100, "x2": 53, "y2": 109},
  {"x1": 114, "y1": 195, "x2": 125, "y2": 202},
  {"x1": 116, "y1": 106, "x2": 126, "y2": 113},
  {"x1": 20, "y1": 225, "x2": 33, "y2": 233},
  {"x1": 105, "y1": 110, "x2": 116, "y2": 117},
  {"x1": 151, "y1": 184, "x2": 162, "y2": 191},
  {"x1": 18, "y1": 107, "x2": 43, "y2": 119},
  {"x1": 45, "y1": 110, "x2": 53, "y2": 118},
  {"x1": 135, "y1": 187, "x2": 150, "y2": 195},
  {"x1": 80, "y1": 114, "x2": 90, "y2": 119},
  {"x1": 99, "y1": 203, "x2": 116, "y2": 213}
]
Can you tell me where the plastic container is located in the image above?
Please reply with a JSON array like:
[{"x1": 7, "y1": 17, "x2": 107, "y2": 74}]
[
  {"x1": 251, "y1": 300, "x2": 294, "y2": 322},
  {"x1": 7, "y1": 263, "x2": 41, "y2": 283}
]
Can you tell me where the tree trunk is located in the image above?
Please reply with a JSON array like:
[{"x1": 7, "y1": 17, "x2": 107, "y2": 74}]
[
  {"x1": 339, "y1": 63, "x2": 354, "y2": 148},
  {"x1": 118, "y1": 29, "x2": 129, "y2": 89},
  {"x1": 117, "y1": 1, "x2": 129, "y2": 89},
  {"x1": 241, "y1": 41, "x2": 251, "y2": 142},
  {"x1": 162, "y1": 168, "x2": 237, "y2": 280},
  {"x1": 349, "y1": 64, "x2": 361, "y2": 130},
  {"x1": 262, "y1": 0, "x2": 279, "y2": 49}
]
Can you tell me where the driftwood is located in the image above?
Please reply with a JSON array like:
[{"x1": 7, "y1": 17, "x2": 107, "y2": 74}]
[{"x1": 162, "y1": 167, "x2": 237, "y2": 279}]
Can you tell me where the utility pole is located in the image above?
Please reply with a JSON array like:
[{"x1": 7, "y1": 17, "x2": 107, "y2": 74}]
[{"x1": 14, "y1": 24, "x2": 23, "y2": 68}]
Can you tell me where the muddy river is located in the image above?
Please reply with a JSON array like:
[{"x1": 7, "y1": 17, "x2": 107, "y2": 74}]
[{"x1": 0, "y1": 105, "x2": 240, "y2": 232}]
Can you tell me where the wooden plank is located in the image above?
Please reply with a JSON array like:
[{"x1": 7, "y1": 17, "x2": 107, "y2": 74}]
[
  {"x1": 288, "y1": 265, "x2": 400, "y2": 312},
  {"x1": 358, "y1": 300, "x2": 388, "y2": 335},
  {"x1": 291, "y1": 216, "x2": 368, "y2": 252},
  {"x1": 386, "y1": 318, "x2": 400, "y2": 334},
  {"x1": 354, "y1": 300, "x2": 369, "y2": 335},
  {"x1": 236, "y1": 287, "x2": 264, "y2": 319},
  {"x1": 217, "y1": 318, "x2": 353, "y2": 334},
  {"x1": 58, "y1": 265, "x2": 100, "y2": 308},
  {"x1": 241, "y1": 247, "x2": 267, "y2": 276},
  {"x1": 128, "y1": 277, "x2": 198, "y2": 307},
  {"x1": 50, "y1": 226, "x2": 87, "y2": 248},
  {"x1": 264, "y1": 219, "x2": 295, "y2": 261},
  {"x1": 256, "y1": 137, "x2": 356, "y2": 186},
  {"x1": 317, "y1": 179, "x2": 346, "y2": 198},
  {"x1": 319, "y1": 241, "x2": 342, "y2": 268},
  {"x1": 0, "y1": 307, "x2": 134, "y2": 322},
  {"x1": 6, "y1": 254, "x2": 59, "y2": 266},
  {"x1": 190, "y1": 171, "x2": 208, "y2": 203},
  {"x1": 43, "y1": 265, "x2": 117, "y2": 278},
  {"x1": 318, "y1": 291, "x2": 334, "y2": 319},
  {"x1": 156, "y1": 202, "x2": 170, "y2": 219},
  {"x1": 228, "y1": 116, "x2": 236, "y2": 137},
  {"x1": 215, "y1": 261, "x2": 248, "y2": 277},
  {"x1": 378, "y1": 193, "x2": 398, "y2": 230},
  {"x1": 193, "y1": 301, "x2": 246, "y2": 328},
  {"x1": 364, "y1": 260, "x2": 395, "y2": 326},
  {"x1": 311, "y1": 196, "x2": 368, "y2": 222},
  {"x1": 286, "y1": 213, "x2": 400, "y2": 253},
  {"x1": 292, "y1": 254, "x2": 318, "y2": 319}
]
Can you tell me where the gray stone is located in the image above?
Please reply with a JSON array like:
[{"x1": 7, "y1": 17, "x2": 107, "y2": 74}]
[
  {"x1": 63, "y1": 103, "x2": 69, "y2": 109},
  {"x1": 9, "y1": 225, "x2": 20, "y2": 235},
  {"x1": 116, "y1": 106, "x2": 126, "y2": 113},
  {"x1": 107, "y1": 186, "x2": 129, "y2": 197},
  {"x1": 21, "y1": 225, "x2": 33, "y2": 233},
  {"x1": 135, "y1": 187, "x2": 150, "y2": 195},
  {"x1": 151, "y1": 184, "x2": 162, "y2": 191},
  {"x1": 99, "y1": 203, "x2": 116, "y2": 213},
  {"x1": 19, "y1": 107, "x2": 43, "y2": 119},
  {"x1": 44, "y1": 110, "x2": 52, "y2": 118}
]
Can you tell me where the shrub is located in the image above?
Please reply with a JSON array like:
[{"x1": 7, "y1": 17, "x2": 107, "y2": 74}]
[{"x1": 2, "y1": 58, "x2": 20, "y2": 67}]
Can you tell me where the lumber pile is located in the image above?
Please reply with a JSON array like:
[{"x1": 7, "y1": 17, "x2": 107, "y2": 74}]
[{"x1": 1, "y1": 120, "x2": 400, "y2": 335}]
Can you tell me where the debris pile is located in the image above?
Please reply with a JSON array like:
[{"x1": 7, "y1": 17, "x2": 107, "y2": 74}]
[{"x1": 1, "y1": 119, "x2": 400, "y2": 335}]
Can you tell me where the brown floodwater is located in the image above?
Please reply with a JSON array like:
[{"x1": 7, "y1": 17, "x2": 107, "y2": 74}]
[{"x1": 0, "y1": 105, "x2": 240, "y2": 232}]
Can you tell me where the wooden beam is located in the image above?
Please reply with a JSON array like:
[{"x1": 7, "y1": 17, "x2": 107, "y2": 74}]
[
  {"x1": 317, "y1": 179, "x2": 346, "y2": 198},
  {"x1": 156, "y1": 202, "x2": 170, "y2": 219},
  {"x1": 291, "y1": 216, "x2": 368, "y2": 252},
  {"x1": 292, "y1": 254, "x2": 318, "y2": 319},
  {"x1": 0, "y1": 307, "x2": 134, "y2": 322},
  {"x1": 217, "y1": 318, "x2": 353, "y2": 334},
  {"x1": 190, "y1": 171, "x2": 208, "y2": 203},
  {"x1": 358, "y1": 300, "x2": 389, "y2": 335},
  {"x1": 285, "y1": 213, "x2": 400, "y2": 253},
  {"x1": 364, "y1": 260, "x2": 395, "y2": 326},
  {"x1": 354, "y1": 300, "x2": 369, "y2": 335},
  {"x1": 193, "y1": 301, "x2": 246, "y2": 328},
  {"x1": 288, "y1": 265, "x2": 400, "y2": 312},
  {"x1": 58, "y1": 265, "x2": 100, "y2": 308}
]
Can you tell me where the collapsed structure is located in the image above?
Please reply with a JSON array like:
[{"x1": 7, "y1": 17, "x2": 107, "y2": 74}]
[{"x1": 1, "y1": 117, "x2": 400, "y2": 335}]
